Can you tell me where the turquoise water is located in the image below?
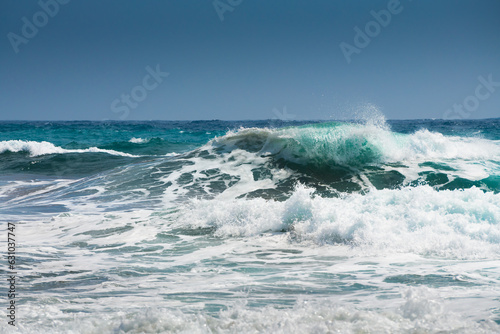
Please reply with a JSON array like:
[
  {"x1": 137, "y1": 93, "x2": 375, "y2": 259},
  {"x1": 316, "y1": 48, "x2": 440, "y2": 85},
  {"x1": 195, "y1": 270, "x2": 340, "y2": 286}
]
[{"x1": 1, "y1": 118, "x2": 499, "y2": 333}]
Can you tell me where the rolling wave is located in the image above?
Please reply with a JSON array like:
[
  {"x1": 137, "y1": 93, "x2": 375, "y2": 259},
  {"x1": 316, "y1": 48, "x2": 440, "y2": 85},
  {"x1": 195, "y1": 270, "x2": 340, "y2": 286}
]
[
  {"x1": 155, "y1": 121, "x2": 500, "y2": 198},
  {"x1": 210, "y1": 122, "x2": 500, "y2": 167}
]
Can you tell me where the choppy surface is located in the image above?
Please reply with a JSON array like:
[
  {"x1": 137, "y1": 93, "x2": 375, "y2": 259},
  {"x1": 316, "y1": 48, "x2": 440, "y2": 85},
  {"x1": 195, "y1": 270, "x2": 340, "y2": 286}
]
[{"x1": 1, "y1": 118, "x2": 499, "y2": 333}]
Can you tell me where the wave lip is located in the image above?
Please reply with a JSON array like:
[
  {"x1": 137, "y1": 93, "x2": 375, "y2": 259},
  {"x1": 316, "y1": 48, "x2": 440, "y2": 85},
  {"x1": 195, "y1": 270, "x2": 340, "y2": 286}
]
[
  {"x1": 0, "y1": 140, "x2": 138, "y2": 157},
  {"x1": 209, "y1": 123, "x2": 500, "y2": 168},
  {"x1": 210, "y1": 123, "x2": 389, "y2": 167}
]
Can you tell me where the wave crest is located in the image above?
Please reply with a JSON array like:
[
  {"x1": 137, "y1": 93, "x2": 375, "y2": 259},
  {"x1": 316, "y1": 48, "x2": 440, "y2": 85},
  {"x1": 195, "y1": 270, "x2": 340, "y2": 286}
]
[
  {"x1": 0, "y1": 140, "x2": 138, "y2": 157},
  {"x1": 209, "y1": 123, "x2": 500, "y2": 168}
]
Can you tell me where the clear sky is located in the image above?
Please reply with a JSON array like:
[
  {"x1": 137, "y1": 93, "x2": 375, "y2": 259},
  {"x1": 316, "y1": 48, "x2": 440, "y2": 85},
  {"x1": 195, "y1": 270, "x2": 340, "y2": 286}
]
[{"x1": 1, "y1": 0, "x2": 499, "y2": 121}]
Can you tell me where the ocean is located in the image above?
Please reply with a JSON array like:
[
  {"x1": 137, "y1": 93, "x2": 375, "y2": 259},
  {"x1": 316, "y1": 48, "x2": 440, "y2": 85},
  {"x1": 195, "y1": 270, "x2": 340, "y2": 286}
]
[{"x1": 1, "y1": 116, "x2": 499, "y2": 333}]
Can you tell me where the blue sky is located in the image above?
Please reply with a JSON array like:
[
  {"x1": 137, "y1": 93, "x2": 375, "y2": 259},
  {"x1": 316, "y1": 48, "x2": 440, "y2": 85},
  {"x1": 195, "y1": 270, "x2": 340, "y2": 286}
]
[{"x1": 1, "y1": 0, "x2": 499, "y2": 120}]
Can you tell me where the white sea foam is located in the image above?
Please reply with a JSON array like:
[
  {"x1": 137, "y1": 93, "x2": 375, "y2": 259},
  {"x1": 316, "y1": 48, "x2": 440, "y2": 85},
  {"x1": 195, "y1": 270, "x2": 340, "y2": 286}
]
[
  {"x1": 0, "y1": 140, "x2": 138, "y2": 157},
  {"x1": 9, "y1": 184, "x2": 500, "y2": 333},
  {"x1": 176, "y1": 184, "x2": 500, "y2": 259},
  {"x1": 6, "y1": 288, "x2": 499, "y2": 333}
]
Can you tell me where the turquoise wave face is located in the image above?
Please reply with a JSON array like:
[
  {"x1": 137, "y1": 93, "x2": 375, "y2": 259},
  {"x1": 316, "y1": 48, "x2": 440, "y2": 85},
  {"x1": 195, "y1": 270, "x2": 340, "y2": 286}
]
[{"x1": 204, "y1": 120, "x2": 500, "y2": 194}]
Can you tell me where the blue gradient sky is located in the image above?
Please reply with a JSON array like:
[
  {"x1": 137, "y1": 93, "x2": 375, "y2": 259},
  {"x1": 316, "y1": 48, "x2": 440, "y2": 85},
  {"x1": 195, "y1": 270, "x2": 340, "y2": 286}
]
[{"x1": 1, "y1": 0, "x2": 499, "y2": 120}]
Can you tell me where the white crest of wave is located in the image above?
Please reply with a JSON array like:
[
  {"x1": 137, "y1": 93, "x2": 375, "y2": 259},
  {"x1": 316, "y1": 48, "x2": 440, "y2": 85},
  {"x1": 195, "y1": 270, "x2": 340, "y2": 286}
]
[
  {"x1": 209, "y1": 121, "x2": 500, "y2": 168},
  {"x1": 404, "y1": 129, "x2": 500, "y2": 161},
  {"x1": 129, "y1": 137, "x2": 148, "y2": 143},
  {"x1": 0, "y1": 140, "x2": 137, "y2": 157},
  {"x1": 176, "y1": 184, "x2": 500, "y2": 259}
]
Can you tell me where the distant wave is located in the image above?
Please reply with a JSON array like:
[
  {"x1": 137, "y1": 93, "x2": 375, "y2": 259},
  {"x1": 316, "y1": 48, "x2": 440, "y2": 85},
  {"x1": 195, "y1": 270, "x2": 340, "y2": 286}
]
[
  {"x1": 0, "y1": 140, "x2": 138, "y2": 157},
  {"x1": 129, "y1": 137, "x2": 149, "y2": 144}
]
